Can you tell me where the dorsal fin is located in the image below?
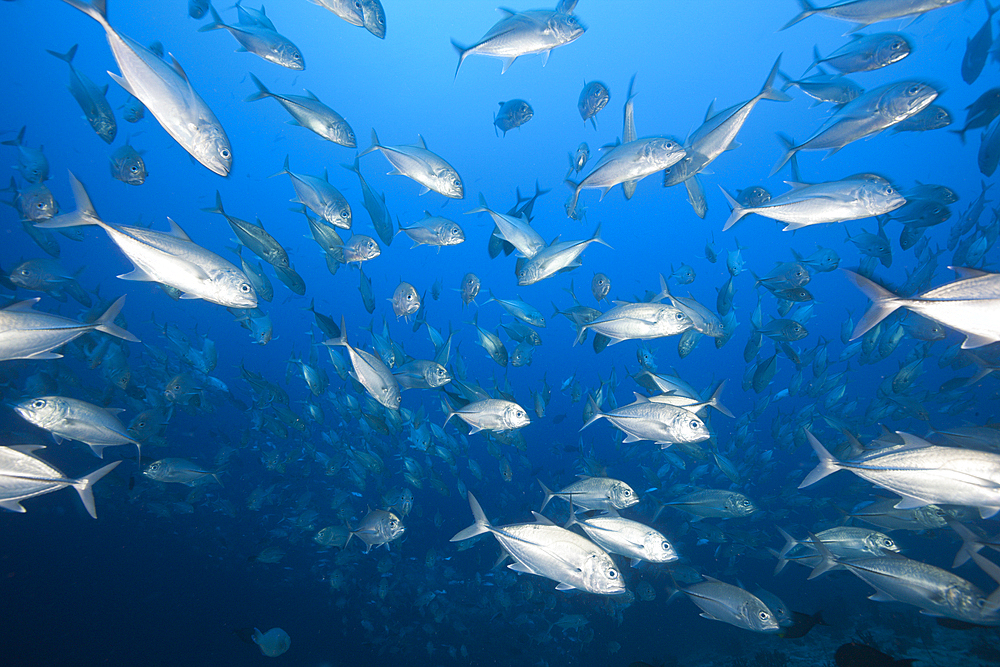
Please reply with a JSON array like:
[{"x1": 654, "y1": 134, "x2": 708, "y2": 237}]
[{"x1": 167, "y1": 217, "x2": 192, "y2": 242}]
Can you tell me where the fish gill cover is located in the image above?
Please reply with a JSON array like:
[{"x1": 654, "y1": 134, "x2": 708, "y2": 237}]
[{"x1": 1, "y1": 0, "x2": 1000, "y2": 666}]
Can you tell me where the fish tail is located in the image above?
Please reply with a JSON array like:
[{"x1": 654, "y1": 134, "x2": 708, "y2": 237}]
[
  {"x1": 201, "y1": 190, "x2": 226, "y2": 216},
  {"x1": 719, "y1": 186, "x2": 746, "y2": 232},
  {"x1": 590, "y1": 222, "x2": 612, "y2": 249},
  {"x1": 59, "y1": 0, "x2": 110, "y2": 28},
  {"x1": 450, "y1": 491, "x2": 492, "y2": 541},
  {"x1": 537, "y1": 478, "x2": 555, "y2": 512},
  {"x1": 948, "y1": 128, "x2": 967, "y2": 146},
  {"x1": 775, "y1": 526, "x2": 799, "y2": 565},
  {"x1": 564, "y1": 180, "x2": 581, "y2": 216},
  {"x1": 805, "y1": 531, "x2": 838, "y2": 580},
  {"x1": 357, "y1": 129, "x2": 380, "y2": 159},
  {"x1": 759, "y1": 54, "x2": 793, "y2": 102},
  {"x1": 706, "y1": 380, "x2": 734, "y2": 418},
  {"x1": 72, "y1": 461, "x2": 120, "y2": 519},
  {"x1": 450, "y1": 39, "x2": 471, "y2": 79},
  {"x1": 268, "y1": 154, "x2": 291, "y2": 179},
  {"x1": 323, "y1": 316, "x2": 349, "y2": 347},
  {"x1": 340, "y1": 155, "x2": 360, "y2": 175},
  {"x1": 769, "y1": 132, "x2": 797, "y2": 178},
  {"x1": 776, "y1": 69, "x2": 794, "y2": 92},
  {"x1": 579, "y1": 395, "x2": 604, "y2": 432},
  {"x1": 948, "y1": 520, "x2": 983, "y2": 567},
  {"x1": 780, "y1": 0, "x2": 817, "y2": 31},
  {"x1": 842, "y1": 270, "x2": 903, "y2": 340},
  {"x1": 36, "y1": 172, "x2": 101, "y2": 230},
  {"x1": 2, "y1": 126, "x2": 25, "y2": 147},
  {"x1": 197, "y1": 4, "x2": 225, "y2": 31},
  {"x1": 94, "y1": 295, "x2": 140, "y2": 343},
  {"x1": 244, "y1": 73, "x2": 272, "y2": 103},
  {"x1": 798, "y1": 430, "x2": 841, "y2": 489},
  {"x1": 46, "y1": 44, "x2": 78, "y2": 64}
]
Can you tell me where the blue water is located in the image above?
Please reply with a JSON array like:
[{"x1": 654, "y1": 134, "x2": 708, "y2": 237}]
[{"x1": 2, "y1": 1, "x2": 999, "y2": 665}]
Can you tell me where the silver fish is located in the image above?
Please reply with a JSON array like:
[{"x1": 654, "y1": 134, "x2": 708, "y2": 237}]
[
  {"x1": 0, "y1": 445, "x2": 118, "y2": 518},
  {"x1": 325, "y1": 318, "x2": 400, "y2": 411},
  {"x1": 109, "y1": 141, "x2": 146, "y2": 185},
  {"x1": 391, "y1": 281, "x2": 420, "y2": 321},
  {"x1": 0, "y1": 295, "x2": 137, "y2": 361},
  {"x1": 451, "y1": 492, "x2": 624, "y2": 595},
  {"x1": 359, "y1": 130, "x2": 463, "y2": 199},
  {"x1": 665, "y1": 489, "x2": 758, "y2": 519},
  {"x1": 203, "y1": 191, "x2": 289, "y2": 268},
  {"x1": 782, "y1": 0, "x2": 963, "y2": 32},
  {"x1": 247, "y1": 73, "x2": 355, "y2": 147},
  {"x1": 47, "y1": 44, "x2": 117, "y2": 144},
  {"x1": 398, "y1": 212, "x2": 464, "y2": 248},
  {"x1": 578, "y1": 80, "x2": 610, "y2": 129},
  {"x1": 682, "y1": 577, "x2": 779, "y2": 633},
  {"x1": 581, "y1": 393, "x2": 710, "y2": 447},
  {"x1": 60, "y1": 0, "x2": 232, "y2": 175},
  {"x1": 445, "y1": 398, "x2": 529, "y2": 434},
  {"x1": 39, "y1": 173, "x2": 257, "y2": 308},
  {"x1": 494, "y1": 99, "x2": 533, "y2": 136},
  {"x1": 2, "y1": 127, "x2": 49, "y2": 183},
  {"x1": 341, "y1": 156, "x2": 392, "y2": 245},
  {"x1": 566, "y1": 510, "x2": 678, "y2": 566},
  {"x1": 348, "y1": 507, "x2": 404, "y2": 552},
  {"x1": 14, "y1": 395, "x2": 139, "y2": 459},
  {"x1": 199, "y1": 5, "x2": 304, "y2": 70},
  {"x1": 144, "y1": 458, "x2": 221, "y2": 485},
  {"x1": 452, "y1": 9, "x2": 586, "y2": 76},
  {"x1": 272, "y1": 156, "x2": 351, "y2": 230},
  {"x1": 517, "y1": 224, "x2": 610, "y2": 286},
  {"x1": 538, "y1": 476, "x2": 639, "y2": 512}
]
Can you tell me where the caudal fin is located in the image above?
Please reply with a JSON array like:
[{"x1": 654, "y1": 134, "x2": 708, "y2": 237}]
[
  {"x1": 758, "y1": 54, "x2": 793, "y2": 103},
  {"x1": 706, "y1": 380, "x2": 734, "y2": 418},
  {"x1": 94, "y1": 295, "x2": 140, "y2": 342},
  {"x1": 579, "y1": 395, "x2": 604, "y2": 432},
  {"x1": 451, "y1": 39, "x2": 471, "y2": 79},
  {"x1": 244, "y1": 72, "x2": 273, "y2": 103},
  {"x1": 720, "y1": 186, "x2": 747, "y2": 232},
  {"x1": 59, "y1": 0, "x2": 110, "y2": 28},
  {"x1": 798, "y1": 430, "x2": 841, "y2": 488},
  {"x1": 357, "y1": 129, "x2": 381, "y2": 159},
  {"x1": 46, "y1": 44, "x2": 79, "y2": 64},
  {"x1": 780, "y1": 0, "x2": 817, "y2": 31},
  {"x1": 538, "y1": 478, "x2": 555, "y2": 512},
  {"x1": 805, "y1": 531, "x2": 839, "y2": 580},
  {"x1": 450, "y1": 491, "x2": 492, "y2": 541},
  {"x1": 769, "y1": 132, "x2": 798, "y2": 178},
  {"x1": 842, "y1": 270, "x2": 903, "y2": 340},
  {"x1": 36, "y1": 172, "x2": 101, "y2": 230},
  {"x1": 72, "y1": 460, "x2": 120, "y2": 519},
  {"x1": 268, "y1": 154, "x2": 291, "y2": 179},
  {"x1": 323, "y1": 316, "x2": 349, "y2": 347}
]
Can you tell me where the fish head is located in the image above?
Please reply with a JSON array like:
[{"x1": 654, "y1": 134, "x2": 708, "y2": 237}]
[
  {"x1": 20, "y1": 184, "x2": 59, "y2": 221},
  {"x1": 423, "y1": 363, "x2": 451, "y2": 388},
  {"x1": 14, "y1": 395, "x2": 62, "y2": 428},
  {"x1": 746, "y1": 600, "x2": 780, "y2": 632},
  {"x1": 886, "y1": 81, "x2": 938, "y2": 122},
  {"x1": 442, "y1": 223, "x2": 465, "y2": 245},
  {"x1": 644, "y1": 532, "x2": 679, "y2": 563},
  {"x1": 551, "y1": 12, "x2": 586, "y2": 44},
  {"x1": 361, "y1": 0, "x2": 386, "y2": 38},
  {"x1": 862, "y1": 531, "x2": 899, "y2": 555},
  {"x1": 438, "y1": 170, "x2": 464, "y2": 199},
  {"x1": 729, "y1": 493, "x2": 757, "y2": 517},
  {"x1": 326, "y1": 121, "x2": 356, "y2": 148},
  {"x1": 502, "y1": 403, "x2": 530, "y2": 430},
  {"x1": 462, "y1": 274, "x2": 480, "y2": 302},
  {"x1": 877, "y1": 34, "x2": 912, "y2": 67},
  {"x1": 591, "y1": 273, "x2": 610, "y2": 299},
  {"x1": 271, "y1": 43, "x2": 305, "y2": 70},
  {"x1": 610, "y1": 481, "x2": 639, "y2": 509},
  {"x1": 392, "y1": 283, "x2": 419, "y2": 318},
  {"x1": 581, "y1": 551, "x2": 626, "y2": 595},
  {"x1": 516, "y1": 262, "x2": 541, "y2": 286},
  {"x1": 95, "y1": 117, "x2": 117, "y2": 144},
  {"x1": 143, "y1": 460, "x2": 165, "y2": 480},
  {"x1": 650, "y1": 138, "x2": 686, "y2": 170},
  {"x1": 677, "y1": 412, "x2": 710, "y2": 443},
  {"x1": 113, "y1": 152, "x2": 147, "y2": 186},
  {"x1": 379, "y1": 510, "x2": 404, "y2": 541},
  {"x1": 215, "y1": 270, "x2": 258, "y2": 308},
  {"x1": 194, "y1": 122, "x2": 233, "y2": 177}
]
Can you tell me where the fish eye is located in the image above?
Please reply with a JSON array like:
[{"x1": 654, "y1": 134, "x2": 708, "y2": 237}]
[
  {"x1": 907, "y1": 85, "x2": 920, "y2": 95},
  {"x1": 31, "y1": 399, "x2": 46, "y2": 409},
  {"x1": 607, "y1": 568, "x2": 618, "y2": 579},
  {"x1": 740, "y1": 500, "x2": 750, "y2": 507},
  {"x1": 675, "y1": 312, "x2": 685, "y2": 320},
  {"x1": 758, "y1": 611, "x2": 769, "y2": 620},
  {"x1": 623, "y1": 489, "x2": 631, "y2": 496},
  {"x1": 137, "y1": 421, "x2": 146, "y2": 428},
  {"x1": 36, "y1": 202, "x2": 43, "y2": 208},
  {"x1": 240, "y1": 283, "x2": 251, "y2": 293},
  {"x1": 220, "y1": 148, "x2": 231, "y2": 159},
  {"x1": 662, "y1": 541, "x2": 670, "y2": 550},
  {"x1": 690, "y1": 420, "x2": 699, "y2": 429},
  {"x1": 130, "y1": 166, "x2": 138, "y2": 173},
  {"x1": 891, "y1": 42, "x2": 900, "y2": 50}
]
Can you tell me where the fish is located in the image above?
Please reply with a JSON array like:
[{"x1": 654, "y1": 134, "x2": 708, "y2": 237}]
[
  {"x1": 566, "y1": 136, "x2": 685, "y2": 213},
  {"x1": 144, "y1": 458, "x2": 221, "y2": 486},
  {"x1": 578, "y1": 80, "x2": 610, "y2": 129},
  {"x1": 809, "y1": 33, "x2": 911, "y2": 74},
  {"x1": 393, "y1": 360, "x2": 451, "y2": 390},
  {"x1": 398, "y1": 212, "x2": 464, "y2": 248},
  {"x1": 359, "y1": 130, "x2": 463, "y2": 199},
  {"x1": 307, "y1": 0, "x2": 364, "y2": 29},
  {"x1": 665, "y1": 489, "x2": 757, "y2": 519},
  {"x1": 2, "y1": 127, "x2": 49, "y2": 183},
  {"x1": 59, "y1": 0, "x2": 232, "y2": 175},
  {"x1": 40, "y1": 174, "x2": 256, "y2": 307},
  {"x1": 341, "y1": 157, "x2": 392, "y2": 245},
  {"x1": 568, "y1": 142, "x2": 590, "y2": 177},
  {"x1": 452, "y1": 8, "x2": 586, "y2": 77},
  {"x1": 0, "y1": 445, "x2": 118, "y2": 518},
  {"x1": 47, "y1": 44, "x2": 117, "y2": 144},
  {"x1": 950, "y1": 87, "x2": 1000, "y2": 144},
  {"x1": 485, "y1": 292, "x2": 546, "y2": 328},
  {"x1": 198, "y1": 5, "x2": 304, "y2": 70},
  {"x1": 846, "y1": 268, "x2": 1000, "y2": 348},
  {"x1": 591, "y1": 273, "x2": 610, "y2": 302},
  {"x1": 466, "y1": 194, "x2": 545, "y2": 259},
  {"x1": 5, "y1": 178, "x2": 59, "y2": 223},
  {"x1": 516, "y1": 224, "x2": 611, "y2": 286},
  {"x1": 460, "y1": 273, "x2": 481, "y2": 307},
  {"x1": 494, "y1": 99, "x2": 533, "y2": 136},
  {"x1": 961, "y1": 0, "x2": 999, "y2": 84},
  {"x1": 581, "y1": 393, "x2": 710, "y2": 448},
  {"x1": 0, "y1": 295, "x2": 137, "y2": 361},
  {"x1": 391, "y1": 282, "x2": 420, "y2": 321},
  {"x1": 324, "y1": 318, "x2": 400, "y2": 411},
  {"x1": 203, "y1": 191, "x2": 289, "y2": 268},
  {"x1": 577, "y1": 298, "x2": 692, "y2": 346},
  {"x1": 445, "y1": 398, "x2": 530, "y2": 434},
  {"x1": 347, "y1": 507, "x2": 404, "y2": 552},
  {"x1": 108, "y1": 140, "x2": 146, "y2": 185},
  {"x1": 272, "y1": 156, "x2": 351, "y2": 230},
  {"x1": 246, "y1": 73, "x2": 355, "y2": 147},
  {"x1": 357, "y1": 0, "x2": 386, "y2": 39},
  {"x1": 565, "y1": 510, "x2": 678, "y2": 566},
  {"x1": 538, "y1": 476, "x2": 639, "y2": 512},
  {"x1": 782, "y1": 0, "x2": 963, "y2": 31},
  {"x1": 721, "y1": 173, "x2": 905, "y2": 231},
  {"x1": 681, "y1": 577, "x2": 780, "y2": 633},
  {"x1": 14, "y1": 395, "x2": 140, "y2": 459},
  {"x1": 778, "y1": 68, "x2": 864, "y2": 107},
  {"x1": 252, "y1": 628, "x2": 290, "y2": 657},
  {"x1": 451, "y1": 492, "x2": 624, "y2": 595}
]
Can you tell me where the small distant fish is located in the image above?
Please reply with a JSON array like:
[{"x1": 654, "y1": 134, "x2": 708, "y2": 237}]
[
  {"x1": 578, "y1": 80, "x2": 610, "y2": 129},
  {"x1": 109, "y1": 140, "x2": 146, "y2": 185},
  {"x1": 494, "y1": 99, "x2": 533, "y2": 136}
]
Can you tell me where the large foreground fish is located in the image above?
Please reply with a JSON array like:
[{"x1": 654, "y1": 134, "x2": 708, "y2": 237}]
[
  {"x1": 845, "y1": 267, "x2": 1000, "y2": 349},
  {"x1": 451, "y1": 492, "x2": 625, "y2": 595},
  {"x1": 39, "y1": 173, "x2": 258, "y2": 308},
  {"x1": 0, "y1": 296, "x2": 137, "y2": 361},
  {"x1": 59, "y1": 0, "x2": 233, "y2": 176},
  {"x1": 14, "y1": 395, "x2": 140, "y2": 459},
  {"x1": 0, "y1": 445, "x2": 119, "y2": 518}
]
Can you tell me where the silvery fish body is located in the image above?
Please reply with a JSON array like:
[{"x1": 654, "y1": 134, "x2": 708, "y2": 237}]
[
  {"x1": 47, "y1": 44, "x2": 117, "y2": 143},
  {"x1": 578, "y1": 80, "x2": 609, "y2": 128},
  {"x1": 399, "y1": 213, "x2": 464, "y2": 248},
  {"x1": 452, "y1": 9, "x2": 586, "y2": 76},
  {"x1": 109, "y1": 142, "x2": 146, "y2": 185},
  {"x1": 325, "y1": 319, "x2": 400, "y2": 411},
  {"x1": 0, "y1": 445, "x2": 118, "y2": 518},
  {"x1": 40, "y1": 174, "x2": 257, "y2": 308},
  {"x1": 143, "y1": 458, "x2": 219, "y2": 485},
  {"x1": 393, "y1": 359, "x2": 451, "y2": 390},
  {"x1": 0, "y1": 296, "x2": 137, "y2": 361},
  {"x1": 446, "y1": 399, "x2": 529, "y2": 434},
  {"x1": 359, "y1": 130, "x2": 463, "y2": 199},
  {"x1": 199, "y1": 6, "x2": 304, "y2": 70},
  {"x1": 349, "y1": 507, "x2": 404, "y2": 552},
  {"x1": 14, "y1": 395, "x2": 138, "y2": 458},
  {"x1": 782, "y1": 0, "x2": 963, "y2": 31},
  {"x1": 566, "y1": 137, "x2": 685, "y2": 212},
  {"x1": 683, "y1": 577, "x2": 780, "y2": 633},
  {"x1": 274, "y1": 156, "x2": 351, "y2": 229},
  {"x1": 248, "y1": 74, "x2": 355, "y2": 147},
  {"x1": 582, "y1": 394, "x2": 710, "y2": 447},
  {"x1": 451, "y1": 492, "x2": 624, "y2": 595},
  {"x1": 666, "y1": 489, "x2": 757, "y2": 519},
  {"x1": 539, "y1": 475, "x2": 639, "y2": 512},
  {"x1": 580, "y1": 302, "x2": 692, "y2": 344},
  {"x1": 60, "y1": 0, "x2": 232, "y2": 175},
  {"x1": 568, "y1": 512, "x2": 678, "y2": 564}
]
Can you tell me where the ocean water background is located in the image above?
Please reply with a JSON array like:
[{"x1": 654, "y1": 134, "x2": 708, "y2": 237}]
[{"x1": 1, "y1": 1, "x2": 998, "y2": 665}]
